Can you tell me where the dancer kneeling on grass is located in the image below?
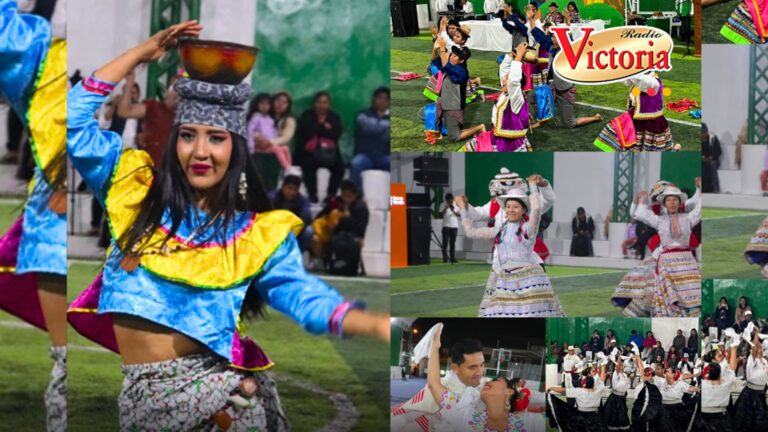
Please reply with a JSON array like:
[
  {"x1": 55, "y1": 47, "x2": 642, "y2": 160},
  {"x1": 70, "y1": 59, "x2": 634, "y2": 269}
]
[
  {"x1": 745, "y1": 216, "x2": 768, "y2": 278},
  {"x1": 455, "y1": 176, "x2": 564, "y2": 317},
  {"x1": 66, "y1": 22, "x2": 389, "y2": 431},
  {"x1": 632, "y1": 180, "x2": 701, "y2": 317}
]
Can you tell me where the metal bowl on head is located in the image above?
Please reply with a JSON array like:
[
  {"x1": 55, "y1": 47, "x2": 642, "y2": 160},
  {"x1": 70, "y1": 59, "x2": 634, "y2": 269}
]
[{"x1": 178, "y1": 39, "x2": 258, "y2": 85}]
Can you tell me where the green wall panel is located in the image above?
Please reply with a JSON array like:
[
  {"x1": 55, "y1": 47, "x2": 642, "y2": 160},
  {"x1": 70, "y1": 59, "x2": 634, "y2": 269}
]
[
  {"x1": 391, "y1": 326, "x2": 403, "y2": 366},
  {"x1": 464, "y1": 153, "x2": 554, "y2": 207},
  {"x1": 703, "y1": 279, "x2": 768, "y2": 319},
  {"x1": 660, "y1": 152, "x2": 701, "y2": 195},
  {"x1": 254, "y1": 0, "x2": 389, "y2": 161}
]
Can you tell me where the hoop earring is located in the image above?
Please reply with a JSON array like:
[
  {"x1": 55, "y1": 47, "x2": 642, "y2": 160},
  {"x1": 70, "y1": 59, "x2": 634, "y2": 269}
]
[{"x1": 238, "y1": 172, "x2": 247, "y2": 200}]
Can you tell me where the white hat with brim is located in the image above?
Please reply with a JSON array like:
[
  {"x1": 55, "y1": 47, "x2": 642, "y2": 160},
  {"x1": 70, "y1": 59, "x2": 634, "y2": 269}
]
[
  {"x1": 657, "y1": 186, "x2": 687, "y2": 205},
  {"x1": 496, "y1": 189, "x2": 529, "y2": 212},
  {"x1": 568, "y1": 345, "x2": 575, "y2": 351}
]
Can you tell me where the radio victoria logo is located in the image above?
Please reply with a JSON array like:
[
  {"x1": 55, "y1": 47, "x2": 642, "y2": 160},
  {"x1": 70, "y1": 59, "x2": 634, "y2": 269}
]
[{"x1": 550, "y1": 26, "x2": 673, "y2": 85}]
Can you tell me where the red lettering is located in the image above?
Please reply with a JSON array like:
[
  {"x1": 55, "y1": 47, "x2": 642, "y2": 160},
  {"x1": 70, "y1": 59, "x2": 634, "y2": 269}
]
[
  {"x1": 551, "y1": 27, "x2": 594, "y2": 69},
  {"x1": 595, "y1": 50, "x2": 607, "y2": 69},
  {"x1": 619, "y1": 51, "x2": 633, "y2": 69}
]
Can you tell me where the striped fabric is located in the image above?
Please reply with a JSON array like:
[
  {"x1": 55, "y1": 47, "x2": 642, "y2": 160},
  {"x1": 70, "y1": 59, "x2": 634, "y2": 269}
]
[
  {"x1": 594, "y1": 120, "x2": 673, "y2": 152},
  {"x1": 611, "y1": 258, "x2": 656, "y2": 317},
  {"x1": 479, "y1": 265, "x2": 565, "y2": 317},
  {"x1": 653, "y1": 250, "x2": 701, "y2": 317},
  {"x1": 745, "y1": 217, "x2": 768, "y2": 266},
  {"x1": 722, "y1": 2, "x2": 763, "y2": 44}
]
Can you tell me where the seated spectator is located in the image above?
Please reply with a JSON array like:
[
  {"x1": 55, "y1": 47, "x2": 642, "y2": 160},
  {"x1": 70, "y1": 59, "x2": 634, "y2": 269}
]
[
  {"x1": 701, "y1": 123, "x2": 721, "y2": 193},
  {"x1": 570, "y1": 207, "x2": 594, "y2": 257},
  {"x1": 268, "y1": 175, "x2": 312, "y2": 251},
  {"x1": 310, "y1": 180, "x2": 370, "y2": 275},
  {"x1": 628, "y1": 330, "x2": 643, "y2": 350},
  {"x1": 294, "y1": 91, "x2": 345, "y2": 203},
  {"x1": 642, "y1": 331, "x2": 656, "y2": 354},
  {"x1": 686, "y1": 329, "x2": 699, "y2": 359},
  {"x1": 350, "y1": 87, "x2": 390, "y2": 190}
]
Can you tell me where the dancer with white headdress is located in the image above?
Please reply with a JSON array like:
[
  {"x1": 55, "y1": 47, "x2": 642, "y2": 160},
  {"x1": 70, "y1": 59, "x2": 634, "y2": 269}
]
[
  {"x1": 455, "y1": 174, "x2": 564, "y2": 317},
  {"x1": 631, "y1": 179, "x2": 702, "y2": 317}
]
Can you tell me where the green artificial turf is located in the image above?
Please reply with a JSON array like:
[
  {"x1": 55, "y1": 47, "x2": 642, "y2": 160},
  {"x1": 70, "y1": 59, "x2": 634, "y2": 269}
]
[
  {"x1": 391, "y1": 261, "x2": 625, "y2": 316},
  {"x1": 702, "y1": 209, "x2": 766, "y2": 279},
  {"x1": 391, "y1": 34, "x2": 701, "y2": 152},
  {"x1": 703, "y1": 0, "x2": 740, "y2": 44}
]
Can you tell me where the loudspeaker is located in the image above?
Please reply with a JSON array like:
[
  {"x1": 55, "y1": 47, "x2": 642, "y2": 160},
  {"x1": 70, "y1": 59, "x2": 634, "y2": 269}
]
[
  {"x1": 413, "y1": 156, "x2": 450, "y2": 186},
  {"x1": 391, "y1": 0, "x2": 419, "y2": 37},
  {"x1": 407, "y1": 207, "x2": 431, "y2": 265},
  {"x1": 406, "y1": 193, "x2": 430, "y2": 208}
]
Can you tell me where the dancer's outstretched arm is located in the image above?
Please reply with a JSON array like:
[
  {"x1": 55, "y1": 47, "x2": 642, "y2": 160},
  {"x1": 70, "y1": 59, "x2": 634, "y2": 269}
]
[
  {"x1": 428, "y1": 324, "x2": 448, "y2": 404},
  {"x1": 93, "y1": 20, "x2": 202, "y2": 84},
  {"x1": 456, "y1": 196, "x2": 496, "y2": 239},
  {"x1": 633, "y1": 191, "x2": 660, "y2": 229},
  {"x1": 526, "y1": 178, "x2": 543, "y2": 240}
]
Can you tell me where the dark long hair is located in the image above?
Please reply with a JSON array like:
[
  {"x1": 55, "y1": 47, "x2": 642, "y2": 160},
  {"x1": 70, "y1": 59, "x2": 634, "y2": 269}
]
[{"x1": 119, "y1": 126, "x2": 273, "y2": 319}]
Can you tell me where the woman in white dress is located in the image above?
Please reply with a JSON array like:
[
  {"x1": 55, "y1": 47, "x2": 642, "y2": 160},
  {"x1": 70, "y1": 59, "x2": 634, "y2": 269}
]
[
  {"x1": 426, "y1": 324, "x2": 530, "y2": 431},
  {"x1": 632, "y1": 181, "x2": 702, "y2": 317},
  {"x1": 456, "y1": 175, "x2": 564, "y2": 317},
  {"x1": 601, "y1": 350, "x2": 630, "y2": 429}
]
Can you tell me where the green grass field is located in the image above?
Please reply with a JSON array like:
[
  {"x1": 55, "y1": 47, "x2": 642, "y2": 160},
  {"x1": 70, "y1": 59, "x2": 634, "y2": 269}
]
[
  {"x1": 702, "y1": 207, "x2": 766, "y2": 280},
  {"x1": 391, "y1": 261, "x2": 625, "y2": 317},
  {"x1": 0, "y1": 193, "x2": 389, "y2": 431},
  {"x1": 703, "y1": 1, "x2": 739, "y2": 44},
  {"x1": 391, "y1": 34, "x2": 701, "y2": 152}
]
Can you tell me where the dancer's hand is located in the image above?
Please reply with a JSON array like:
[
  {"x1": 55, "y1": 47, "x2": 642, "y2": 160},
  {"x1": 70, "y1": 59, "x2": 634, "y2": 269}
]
[
  {"x1": 134, "y1": 20, "x2": 203, "y2": 63},
  {"x1": 437, "y1": 36, "x2": 447, "y2": 50},
  {"x1": 514, "y1": 43, "x2": 527, "y2": 62},
  {"x1": 503, "y1": 4, "x2": 512, "y2": 15},
  {"x1": 454, "y1": 195, "x2": 468, "y2": 209},
  {"x1": 636, "y1": 191, "x2": 649, "y2": 202},
  {"x1": 694, "y1": 177, "x2": 701, "y2": 189},
  {"x1": 433, "y1": 324, "x2": 443, "y2": 350}
]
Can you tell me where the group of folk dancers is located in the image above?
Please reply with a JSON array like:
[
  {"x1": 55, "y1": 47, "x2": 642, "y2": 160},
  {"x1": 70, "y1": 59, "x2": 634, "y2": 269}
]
[
  {"x1": 548, "y1": 322, "x2": 768, "y2": 431},
  {"x1": 449, "y1": 167, "x2": 701, "y2": 317},
  {"x1": 419, "y1": 4, "x2": 677, "y2": 152}
]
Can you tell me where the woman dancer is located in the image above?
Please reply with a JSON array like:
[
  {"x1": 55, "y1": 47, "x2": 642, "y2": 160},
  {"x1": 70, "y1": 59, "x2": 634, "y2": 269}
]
[
  {"x1": 546, "y1": 366, "x2": 607, "y2": 431},
  {"x1": 0, "y1": 1, "x2": 67, "y2": 430},
  {"x1": 455, "y1": 176, "x2": 564, "y2": 317},
  {"x1": 695, "y1": 345, "x2": 737, "y2": 431},
  {"x1": 631, "y1": 181, "x2": 702, "y2": 316},
  {"x1": 67, "y1": 22, "x2": 389, "y2": 430},
  {"x1": 611, "y1": 180, "x2": 700, "y2": 316},
  {"x1": 595, "y1": 72, "x2": 675, "y2": 152},
  {"x1": 732, "y1": 331, "x2": 768, "y2": 431},
  {"x1": 601, "y1": 350, "x2": 631, "y2": 430},
  {"x1": 651, "y1": 365, "x2": 699, "y2": 431},
  {"x1": 427, "y1": 324, "x2": 530, "y2": 431},
  {"x1": 492, "y1": 42, "x2": 533, "y2": 152},
  {"x1": 745, "y1": 217, "x2": 768, "y2": 277}
]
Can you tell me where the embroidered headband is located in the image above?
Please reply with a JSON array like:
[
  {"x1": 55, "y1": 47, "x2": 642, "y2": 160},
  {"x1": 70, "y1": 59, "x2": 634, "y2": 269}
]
[{"x1": 174, "y1": 78, "x2": 252, "y2": 139}]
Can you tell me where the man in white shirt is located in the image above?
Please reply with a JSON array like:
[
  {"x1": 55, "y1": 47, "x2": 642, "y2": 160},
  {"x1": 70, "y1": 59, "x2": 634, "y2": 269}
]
[
  {"x1": 462, "y1": 0, "x2": 474, "y2": 15},
  {"x1": 484, "y1": 0, "x2": 502, "y2": 19},
  {"x1": 391, "y1": 336, "x2": 489, "y2": 431},
  {"x1": 440, "y1": 193, "x2": 461, "y2": 263}
]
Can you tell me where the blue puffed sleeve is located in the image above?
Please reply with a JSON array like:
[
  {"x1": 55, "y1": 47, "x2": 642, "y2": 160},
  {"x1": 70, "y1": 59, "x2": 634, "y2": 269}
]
[
  {"x1": 0, "y1": 0, "x2": 49, "y2": 119},
  {"x1": 256, "y1": 233, "x2": 361, "y2": 335},
  {"x1": 66, "y1": 81, "x2": 124, "y2": 204}
]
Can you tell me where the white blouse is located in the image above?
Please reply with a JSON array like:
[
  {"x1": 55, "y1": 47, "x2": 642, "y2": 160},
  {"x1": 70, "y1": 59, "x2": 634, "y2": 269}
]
[
  {"x1": 701, "y1": 374, "x2": 734, "y2": 409},
  {"x1": 612, "y1": 372, "x2": 629, "y2": 394},
  {"x1": 747, "y1": 356, "x2": 768, "y2": 386},
  {"x1": 634, "y1": 190, "x2": 701, "y2": 250},
  {"x1": 566, "y1": 379, "x2": 604, "y2": 411},
  {"x1": 652, "y1": 377, "x2": 690, "y2": 403},
  {"x1": 460, "y1": 186, "x2": 542, "y2": 272}
]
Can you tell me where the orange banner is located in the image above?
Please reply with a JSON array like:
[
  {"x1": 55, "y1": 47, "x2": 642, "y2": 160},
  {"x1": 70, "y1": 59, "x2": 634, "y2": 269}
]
[{"x1": 390, "y1": 183, "x2": 408, "y2": 268}]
